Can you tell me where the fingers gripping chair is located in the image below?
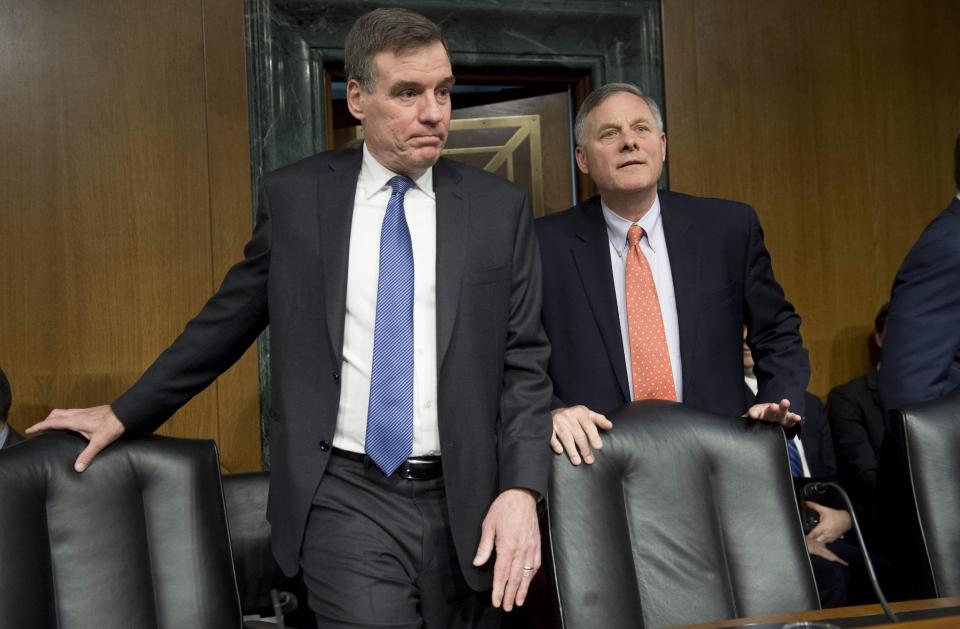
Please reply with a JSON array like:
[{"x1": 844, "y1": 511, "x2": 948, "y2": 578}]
[
  {"x1": 548, "y1": 401, "x2": 819, "y2": 629},
  {"x1": 0, "y1": 432, "x2": 243, "y2": 629}
]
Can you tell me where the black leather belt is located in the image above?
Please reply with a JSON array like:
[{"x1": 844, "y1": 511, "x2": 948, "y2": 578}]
[{"x1": 331, "y1": 447, "x2": 442, "y2": 480}]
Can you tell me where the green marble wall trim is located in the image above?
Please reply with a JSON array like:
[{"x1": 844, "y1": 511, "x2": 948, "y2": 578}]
[{"x1": 244, "y1": 0, "x2": 664, "y2": 467}]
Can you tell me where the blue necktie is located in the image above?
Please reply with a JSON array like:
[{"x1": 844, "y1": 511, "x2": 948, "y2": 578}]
[
  {"x1": 786, "y1": 438, "x2": 803, "y2": 477},
  {"x1": 366, "y1": 175, "x2": 416, "y2": 475}
]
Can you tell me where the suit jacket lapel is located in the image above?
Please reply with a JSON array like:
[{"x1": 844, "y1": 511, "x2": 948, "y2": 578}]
[
  {"x1": 572, "y1": 200, "x2": 630, "y2": 401},
  {"x1": 434, "y1": 158, "x2": 467, "y2": 367},
  {"x1": 319, "y1": 150, "x2": 363, "y2": 361},
  {"x1": 660, "y1": 193, "x2": 700, "y2": 392}
]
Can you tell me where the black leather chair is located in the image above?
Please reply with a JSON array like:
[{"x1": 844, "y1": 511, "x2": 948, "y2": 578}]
[
  {"x1": 0, "y1": 432, "x2": 242, "y2": 629},
  {"x1": 222, "y1": 471, "x2": 311, "y2": 628},
  {"x1": 887, "y1": 389, "x2": 960, "y2": 597},
  {"x1": 548, "y1": 401, "x2": 819, "y2": 629},
  {"x1": 223, "y1": 472, "x2": 274, "y2": 617}
]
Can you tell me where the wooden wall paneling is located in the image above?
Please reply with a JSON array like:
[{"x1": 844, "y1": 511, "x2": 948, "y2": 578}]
[
  {"x1": 662, "y1": 0, "x2": 960, "y2": 396},
  {"x1": 1, "y1": 0, "x2": 261, "y2": 471},
  {"x1": 201, "y1": 0, "x2": 261, "y2": 472},
  {"x1": 660, "y1": 0, "x2": 700, "y2": 192},
  {"x1": 0, "y1": 0, "x2": 211, "y2": 434}
]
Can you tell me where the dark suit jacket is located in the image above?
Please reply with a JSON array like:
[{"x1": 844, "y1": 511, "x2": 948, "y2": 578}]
[
  {"x1": 880, "y1": 198, "x2": 960, "y2": 412},
  {"x1": 827, "y1": 370, "x2": 884, "y2": 526},
  {"x1": 797, "y1": 393, "x2": 835, "y2": 480},
  {"x1": 111, "y1": 149, "x2": 553, "y2": 590},
  {"x1": 537, "y1": 192, "x2": 809, "y2": 418},
  {"x1": 2, "y1": 425, "x2": 23, "y2": 449}
]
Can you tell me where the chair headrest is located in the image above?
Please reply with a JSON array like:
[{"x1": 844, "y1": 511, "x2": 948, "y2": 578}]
[
  {"x1": 548, "y1": 401, "x2": 817, "y2": 629},
  {"x1": 0, "y1": 431, "x2": 242, "y2": 629}
]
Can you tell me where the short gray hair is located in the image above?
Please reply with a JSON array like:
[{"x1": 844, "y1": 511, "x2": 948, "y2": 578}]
[
  {"x1": 344, "y1": 8, "x2": 449, "y2": 93},
  {"x1": 574, "y1": 83, "x2": 664, "y2": 146}
]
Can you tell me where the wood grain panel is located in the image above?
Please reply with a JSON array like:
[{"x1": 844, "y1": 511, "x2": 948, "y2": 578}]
[
  {"x1": 0, "y1": 0, "x2": 260, "y2": 470},
  {"x1": 201, "y1": 0, "x2": 261, "y2": 472},
  {"x1": 663, "y1": 0, "x2": 960, "y2": 396}
]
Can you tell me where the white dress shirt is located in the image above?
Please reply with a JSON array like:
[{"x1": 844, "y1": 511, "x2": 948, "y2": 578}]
[
  {"x1": 602, "y1": 195, "x2": 683, "y2": 401},
  {"x1": 744, "y1": 374, "x2": 810, "y2": 477},
  {"x1": 333, "y1": 146, "x2": 440, "y2": 456}
]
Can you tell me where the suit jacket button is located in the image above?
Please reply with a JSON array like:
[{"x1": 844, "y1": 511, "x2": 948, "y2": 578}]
[
  {"x1": 319, "y1": 440, "x2": 330, "y2": 452},
  {"x1": 332, "y1": 371, "x2": 340, "y2": 383}
]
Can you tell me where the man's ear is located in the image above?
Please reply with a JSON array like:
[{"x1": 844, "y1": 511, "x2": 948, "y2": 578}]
[
  {"x1": 346, "y1": 79, "x2": 366, "y2": 122},
  {"x1": 574, "y1": 146, "x2": 589, "y2": 174}
]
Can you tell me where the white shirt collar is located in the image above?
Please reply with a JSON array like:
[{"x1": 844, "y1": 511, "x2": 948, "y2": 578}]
[
  {"x1": 359, "y1": 144, "x2": 435, "y2": 201},
  {"x1": 0, "y1": 422, "x2": 8, "y2": 449},
  {"x1": 601, "y1": 193, "x2": 664, "y2": 253}
]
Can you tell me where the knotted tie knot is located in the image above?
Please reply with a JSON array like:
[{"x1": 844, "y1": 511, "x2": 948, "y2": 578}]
[
  {"x1": 627, "y1": 224, "x2": 644, "y2": 248},
  {"x1": 389, "y1": 175, "x2": 414, "y2": 197}
]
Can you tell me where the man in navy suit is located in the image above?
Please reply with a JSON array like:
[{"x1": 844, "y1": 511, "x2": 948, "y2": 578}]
[
  {"x1": 538, "y1": 83, "x2": 809, "y2": 464},
  {"x1": 879, "y1": 135, "x2": 960, "y2": 412}
]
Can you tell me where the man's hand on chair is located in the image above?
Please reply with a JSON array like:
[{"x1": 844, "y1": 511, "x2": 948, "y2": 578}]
[
  {"x1": 550, "y1": 405, "x2": 613, "y2": 465},
  {"x1": 27, "y1": 405, "x2": 125, "y2": 472}
]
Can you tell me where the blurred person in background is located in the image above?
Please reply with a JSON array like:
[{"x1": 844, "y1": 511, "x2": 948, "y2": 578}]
[
  {"x1": 0, "y1": 367, "x2": 23, "y2": 449},
  {"x1": 827, "y1": 303, "x2": 889, "y2": 540}
]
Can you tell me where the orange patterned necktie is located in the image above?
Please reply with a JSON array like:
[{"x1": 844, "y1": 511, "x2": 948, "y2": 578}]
[{"x1": 625, "y1": 225, "x2": 676, "y2": 401}]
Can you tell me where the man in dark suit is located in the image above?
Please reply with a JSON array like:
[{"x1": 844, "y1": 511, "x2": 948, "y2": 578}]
[
  {"x1": 0, "y1": 367, "x2": 23, "y2": 449},
  {"x1": 27, "y1": 9, "x2": 551, "y2": 627},
  {"x1": 537, "y1": 83, "x2": 809, "y2": 464},
  {"x1": 879, "y1": 135, "x2": 960, "y2": 412},
  {"x1": 827, "y1": 302, "x2": 888, "y2": 538}
]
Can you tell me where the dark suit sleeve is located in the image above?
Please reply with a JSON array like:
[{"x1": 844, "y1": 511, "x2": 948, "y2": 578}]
[
  {"x1": 879, "y1": 211, "x2": 960, "y2": 411},
  {"x1": 826, "y1": 384, "x2": 877, "y2": 493},
  {"x1": 111, "y1": 184, "x2": 272, "y2": 433},
  {"x1": 808, "y1": 394, "x2": 836, "y2": 479},
  {"x1": 497, "y1": 193, "x2": 553, "y2": 496},
  {"x1": 550, "y1": 394, "x2": 566, "y2": 410},
  {"x1": 2, "y1": 426, "x2": 24, "y2": 448},
  {"x1": 743, "y1": 208, "x2": 810, "y2": 417}
]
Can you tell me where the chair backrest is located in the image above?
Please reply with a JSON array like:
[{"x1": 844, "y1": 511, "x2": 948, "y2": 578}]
[
  {"x1": 0, "y1": 432, "x2": 242, "y2": 629},
  {"x1": 893, "y1": 389, "x2": 960, "y2": 597},
  {"x1": 548, "y1": 401, "x2": 819, "y2": 629},
  {"x1": 222, "y1": 471, "x2": 274, "y2": 615}
]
